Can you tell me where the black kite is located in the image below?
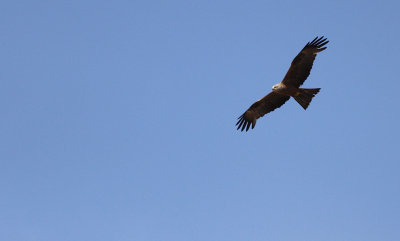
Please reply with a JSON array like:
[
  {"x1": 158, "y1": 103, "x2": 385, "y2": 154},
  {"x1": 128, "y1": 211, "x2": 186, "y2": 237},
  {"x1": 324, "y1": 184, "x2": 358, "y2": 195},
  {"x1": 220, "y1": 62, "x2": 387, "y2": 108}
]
[{"x1": 236, "y1": 36, "x2": 329, "y2": 131}]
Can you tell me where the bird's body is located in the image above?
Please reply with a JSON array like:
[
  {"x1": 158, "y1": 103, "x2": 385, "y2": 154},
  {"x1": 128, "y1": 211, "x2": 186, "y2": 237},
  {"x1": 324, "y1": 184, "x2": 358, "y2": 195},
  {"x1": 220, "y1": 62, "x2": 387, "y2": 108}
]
[{"x1": 236, "y1": 36, "x2": 329, "y2": 132}]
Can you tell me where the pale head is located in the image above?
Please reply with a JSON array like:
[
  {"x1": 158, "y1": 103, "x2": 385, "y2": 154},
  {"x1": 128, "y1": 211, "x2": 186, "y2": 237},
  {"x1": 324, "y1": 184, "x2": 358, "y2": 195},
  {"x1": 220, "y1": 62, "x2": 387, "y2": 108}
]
[{"x1": 272, "y1": 83, "x2": 284, "y2": 91}]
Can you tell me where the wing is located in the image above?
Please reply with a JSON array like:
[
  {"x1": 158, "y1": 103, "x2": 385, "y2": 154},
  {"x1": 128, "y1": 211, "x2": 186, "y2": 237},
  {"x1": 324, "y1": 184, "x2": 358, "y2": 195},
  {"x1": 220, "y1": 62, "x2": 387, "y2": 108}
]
[
  {"x1": 236, "y1": 92, "x2": 290, "y2": 132},
  {"x1": 282, "y1": 36, "x2": 329, "y2": 88}
]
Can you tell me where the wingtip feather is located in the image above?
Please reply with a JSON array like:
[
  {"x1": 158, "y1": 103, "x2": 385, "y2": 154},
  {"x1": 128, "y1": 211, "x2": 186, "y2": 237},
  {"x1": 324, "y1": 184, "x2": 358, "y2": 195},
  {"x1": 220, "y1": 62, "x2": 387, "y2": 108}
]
[{"x1": 305, "y1": 36, "x2": 329, "y2": 50}]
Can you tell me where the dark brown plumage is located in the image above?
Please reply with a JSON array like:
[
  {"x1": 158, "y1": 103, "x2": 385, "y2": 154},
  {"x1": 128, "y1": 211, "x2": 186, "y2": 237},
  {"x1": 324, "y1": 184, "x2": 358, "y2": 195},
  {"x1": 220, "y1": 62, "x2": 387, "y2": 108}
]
[{"x1": 236, "y1": 36, "x2": 328, "y2": 132}]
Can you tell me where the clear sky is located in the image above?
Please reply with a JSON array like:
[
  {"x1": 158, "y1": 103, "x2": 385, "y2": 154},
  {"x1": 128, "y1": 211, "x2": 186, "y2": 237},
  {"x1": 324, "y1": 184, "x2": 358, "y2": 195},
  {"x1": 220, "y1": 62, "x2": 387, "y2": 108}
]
[{"x1": 1, "y1": 0, "x2": 400, "y2": 240}]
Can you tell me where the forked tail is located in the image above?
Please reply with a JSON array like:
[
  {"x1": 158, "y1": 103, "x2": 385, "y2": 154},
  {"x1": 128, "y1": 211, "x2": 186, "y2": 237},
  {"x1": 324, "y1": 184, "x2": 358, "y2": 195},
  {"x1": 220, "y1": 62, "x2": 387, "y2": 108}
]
[{"x1": 293, "y1": 88, "x2": 321, "y2": 110}]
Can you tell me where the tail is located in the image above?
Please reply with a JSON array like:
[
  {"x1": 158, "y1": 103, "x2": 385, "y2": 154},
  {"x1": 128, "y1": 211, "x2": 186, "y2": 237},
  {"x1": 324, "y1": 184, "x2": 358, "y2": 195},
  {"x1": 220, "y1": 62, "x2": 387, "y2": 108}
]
[{"x1": 293, "y1": 88, "x2": 321, "y2": 110}]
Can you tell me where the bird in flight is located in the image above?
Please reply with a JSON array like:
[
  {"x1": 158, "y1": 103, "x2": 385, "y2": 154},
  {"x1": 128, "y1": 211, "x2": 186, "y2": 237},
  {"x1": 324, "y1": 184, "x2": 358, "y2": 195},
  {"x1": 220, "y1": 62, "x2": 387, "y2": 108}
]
[{"x1": 236, "y1": 36, "x2": 329, "y2": 132}]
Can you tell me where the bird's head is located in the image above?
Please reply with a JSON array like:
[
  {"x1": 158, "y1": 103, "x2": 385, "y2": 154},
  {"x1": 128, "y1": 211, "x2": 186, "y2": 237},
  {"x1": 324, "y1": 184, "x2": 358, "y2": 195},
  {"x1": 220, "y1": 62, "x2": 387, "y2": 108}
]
[{"x1": 272, "y1": 83, "x2": 282, "y2": 91}]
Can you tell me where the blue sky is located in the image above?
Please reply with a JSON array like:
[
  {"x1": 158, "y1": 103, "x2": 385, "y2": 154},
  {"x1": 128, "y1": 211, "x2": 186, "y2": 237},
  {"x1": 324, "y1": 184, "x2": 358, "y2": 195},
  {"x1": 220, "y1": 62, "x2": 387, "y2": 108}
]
[{"x1": 1, "y1": 0, "x2": 400, "y2": 240}]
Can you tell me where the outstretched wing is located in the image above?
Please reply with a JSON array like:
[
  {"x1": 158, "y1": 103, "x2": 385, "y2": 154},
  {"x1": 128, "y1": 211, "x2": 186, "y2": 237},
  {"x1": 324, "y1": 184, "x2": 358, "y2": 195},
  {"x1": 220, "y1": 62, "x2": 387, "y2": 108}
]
[
  {"x1": 282, "y1": 36, "x2": 329, "y2": 88},
  {"x1": 236, "y1": 92, "x2": 290, "y2": 132}
]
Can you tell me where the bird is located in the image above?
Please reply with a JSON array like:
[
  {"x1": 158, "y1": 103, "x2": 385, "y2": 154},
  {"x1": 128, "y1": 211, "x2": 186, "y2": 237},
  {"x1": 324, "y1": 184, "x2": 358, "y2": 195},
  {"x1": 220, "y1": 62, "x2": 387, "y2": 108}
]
[{"x1": 236, "y1": 36, "x2": 328, "y2": 132}]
